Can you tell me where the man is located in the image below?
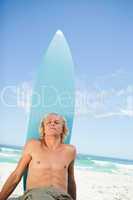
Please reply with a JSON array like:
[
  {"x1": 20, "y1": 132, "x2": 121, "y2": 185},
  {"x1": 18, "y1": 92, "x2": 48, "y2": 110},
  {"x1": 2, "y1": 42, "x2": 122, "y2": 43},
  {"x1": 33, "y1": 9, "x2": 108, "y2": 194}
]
[{"x1": 0, "y1": 113, "x2": 77, "y2": 200}]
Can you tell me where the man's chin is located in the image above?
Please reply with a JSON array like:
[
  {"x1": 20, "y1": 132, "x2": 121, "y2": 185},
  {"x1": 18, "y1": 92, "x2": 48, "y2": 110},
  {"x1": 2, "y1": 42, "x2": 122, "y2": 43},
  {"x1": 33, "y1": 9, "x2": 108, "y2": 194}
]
[
  {"x1": 45, "y1": 132, "x2": 58, "y2": 136},
  {"x1": 45, "y1": 133, "x2": 61, "y2": 138}
]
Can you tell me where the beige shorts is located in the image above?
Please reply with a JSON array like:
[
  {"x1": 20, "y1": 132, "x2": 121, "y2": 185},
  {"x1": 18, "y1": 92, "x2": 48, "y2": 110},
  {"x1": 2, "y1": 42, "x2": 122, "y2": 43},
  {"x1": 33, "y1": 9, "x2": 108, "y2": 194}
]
[{"x1": 9, "y1": 186, "x2": 73, "y2": 200}]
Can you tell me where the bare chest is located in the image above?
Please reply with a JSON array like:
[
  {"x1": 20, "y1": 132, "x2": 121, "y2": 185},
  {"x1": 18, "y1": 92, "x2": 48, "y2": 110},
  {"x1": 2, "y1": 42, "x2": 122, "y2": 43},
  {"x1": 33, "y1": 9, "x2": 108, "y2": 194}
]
[{"x1": 29, "y1": 149, "x2": 71, "y2": 171}]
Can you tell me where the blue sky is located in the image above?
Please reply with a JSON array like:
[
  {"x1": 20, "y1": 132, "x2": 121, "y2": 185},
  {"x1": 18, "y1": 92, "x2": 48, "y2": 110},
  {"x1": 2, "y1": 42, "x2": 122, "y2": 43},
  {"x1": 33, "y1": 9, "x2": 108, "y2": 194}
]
[{"x1": 0, "y1": 0, "x2": 133, "y2": 159}]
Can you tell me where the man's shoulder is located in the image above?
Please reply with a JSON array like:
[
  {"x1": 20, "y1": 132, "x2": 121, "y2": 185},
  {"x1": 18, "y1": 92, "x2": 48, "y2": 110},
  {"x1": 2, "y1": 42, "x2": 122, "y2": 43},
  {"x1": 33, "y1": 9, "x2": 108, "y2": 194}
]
[
  {"x1": 64, "y1": 144, "x2": 76, "y2": 150},
  {"x1": 24, "y1": 139, "x2": 40, "y2": 149},
  {"x1": 63, "y1": 144, "x2": 77, "y2": 158}
]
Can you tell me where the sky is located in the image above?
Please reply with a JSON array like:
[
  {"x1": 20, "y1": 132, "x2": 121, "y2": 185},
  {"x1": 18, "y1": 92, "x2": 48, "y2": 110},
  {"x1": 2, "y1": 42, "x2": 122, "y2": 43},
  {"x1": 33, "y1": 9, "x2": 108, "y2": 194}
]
[{"x1": 0, "y1": 0, "x2": 133, "y2": 160}]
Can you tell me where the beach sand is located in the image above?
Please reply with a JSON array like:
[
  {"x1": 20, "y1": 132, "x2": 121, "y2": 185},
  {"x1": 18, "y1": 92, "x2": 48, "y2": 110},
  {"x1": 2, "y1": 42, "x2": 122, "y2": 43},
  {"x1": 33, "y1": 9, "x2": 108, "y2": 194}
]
[
  {"x1": 75, "y1": 168, "x2": 133, "y2": 200},
  {"x1": 0, "y1": 162, "x2": 133, "y2": 200}
]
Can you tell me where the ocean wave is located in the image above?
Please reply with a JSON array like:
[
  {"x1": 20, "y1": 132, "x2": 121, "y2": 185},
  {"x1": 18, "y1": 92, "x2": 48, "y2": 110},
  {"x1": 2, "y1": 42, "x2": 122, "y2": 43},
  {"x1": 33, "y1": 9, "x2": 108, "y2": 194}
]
[
  {"x1": 1, "y1": 147, "x2": 133, "y2": 176},
  {"x1": 0, "y1": 147, "x2": 22, "y2": 154},
  {"x1": 76, "y1": 158, "x2": 133, "y2": 176}
]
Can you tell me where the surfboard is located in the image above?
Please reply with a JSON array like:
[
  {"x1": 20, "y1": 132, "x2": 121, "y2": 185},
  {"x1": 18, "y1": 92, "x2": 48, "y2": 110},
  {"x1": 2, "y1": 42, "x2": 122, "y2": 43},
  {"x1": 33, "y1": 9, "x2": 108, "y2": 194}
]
[{"x1": 23, "y1": 30, "x2": 75, "y2": 190}]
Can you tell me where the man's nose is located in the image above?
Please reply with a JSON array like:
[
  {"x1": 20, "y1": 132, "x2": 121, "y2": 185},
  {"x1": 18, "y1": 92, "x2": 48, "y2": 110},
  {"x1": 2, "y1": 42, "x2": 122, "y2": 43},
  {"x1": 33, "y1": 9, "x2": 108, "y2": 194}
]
[{"x1": 51, "y1": 122, "x2": 55, "y2": 126}]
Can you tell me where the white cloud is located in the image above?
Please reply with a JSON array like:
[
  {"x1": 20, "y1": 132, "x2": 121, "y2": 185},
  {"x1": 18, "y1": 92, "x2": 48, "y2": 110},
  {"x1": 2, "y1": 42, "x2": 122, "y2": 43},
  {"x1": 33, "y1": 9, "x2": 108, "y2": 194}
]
[
  {"x1": 95, "y1": 68, "x2": 126, "y2": 83},
  {"x1": 95, "y1": 112, "x2": 120, "y2": 118},
  {"x1": 75, "y1": 86, "x2": 133, "y2": 118},
  {"x1": 120, "y1": 109, "x2": 133, "y2": 117},
  {"x1": 16, "y1": 81, "x2": 33, "y2": 113},
  {"x1": 94, "y1": 109, "x2": 133, "y2": 119},
  {"x1": 75, "y1": 68, "x2": 133, "y2": 118}
]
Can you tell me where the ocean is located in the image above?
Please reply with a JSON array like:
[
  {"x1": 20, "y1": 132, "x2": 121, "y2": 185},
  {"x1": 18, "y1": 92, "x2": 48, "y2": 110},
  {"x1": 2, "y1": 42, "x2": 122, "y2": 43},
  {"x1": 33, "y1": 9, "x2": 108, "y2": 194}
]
[{"x1": 0, "y1": 145, "x2": 133, "y2": 176}]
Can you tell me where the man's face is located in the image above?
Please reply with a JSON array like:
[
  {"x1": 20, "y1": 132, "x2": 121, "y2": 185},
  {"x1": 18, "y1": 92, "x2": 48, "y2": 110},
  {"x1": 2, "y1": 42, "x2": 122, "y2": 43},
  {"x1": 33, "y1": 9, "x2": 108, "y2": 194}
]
[{"x1": 44, "y1": 114, "x2": 64, "y2": 137}]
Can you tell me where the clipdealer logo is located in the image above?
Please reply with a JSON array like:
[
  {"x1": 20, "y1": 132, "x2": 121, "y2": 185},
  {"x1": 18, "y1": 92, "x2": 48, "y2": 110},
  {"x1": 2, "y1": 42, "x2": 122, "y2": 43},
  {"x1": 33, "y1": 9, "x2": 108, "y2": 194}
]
[{"x1": 0, "y1": 85, "x2": 74, "y2": 110}]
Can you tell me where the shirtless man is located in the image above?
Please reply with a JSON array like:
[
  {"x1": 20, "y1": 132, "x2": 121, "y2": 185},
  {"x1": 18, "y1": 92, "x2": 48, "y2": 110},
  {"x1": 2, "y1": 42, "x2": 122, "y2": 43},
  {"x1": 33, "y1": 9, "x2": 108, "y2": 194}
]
[{"x1": 0, "y1": 113, "x2": 77, "y2": 200}]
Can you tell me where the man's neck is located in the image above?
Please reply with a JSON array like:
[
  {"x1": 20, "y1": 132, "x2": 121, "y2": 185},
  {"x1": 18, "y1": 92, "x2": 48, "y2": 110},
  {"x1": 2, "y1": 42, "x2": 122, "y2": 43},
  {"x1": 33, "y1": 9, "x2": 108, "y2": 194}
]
[{"x1": 42, "y1": 136, "x2": 61, "y2": 150}]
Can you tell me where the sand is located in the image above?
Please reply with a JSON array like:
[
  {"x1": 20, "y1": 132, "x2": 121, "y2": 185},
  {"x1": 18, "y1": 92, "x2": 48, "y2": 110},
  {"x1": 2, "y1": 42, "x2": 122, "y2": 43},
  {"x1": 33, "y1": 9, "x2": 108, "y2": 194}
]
[{"x1": 0, "y1": 163, "x2": 133, "y2": 200}]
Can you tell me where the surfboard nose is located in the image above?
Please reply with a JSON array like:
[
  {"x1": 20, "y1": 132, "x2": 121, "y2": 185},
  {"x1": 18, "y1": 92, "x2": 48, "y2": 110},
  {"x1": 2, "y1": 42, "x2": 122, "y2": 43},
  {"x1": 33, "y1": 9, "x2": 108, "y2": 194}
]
[
  {"x1": 26, "y1": 30, "x2": 75, "y2": 144},
  {"x1": 56, "y1": 30, "x2": 64, "y2": 36}
]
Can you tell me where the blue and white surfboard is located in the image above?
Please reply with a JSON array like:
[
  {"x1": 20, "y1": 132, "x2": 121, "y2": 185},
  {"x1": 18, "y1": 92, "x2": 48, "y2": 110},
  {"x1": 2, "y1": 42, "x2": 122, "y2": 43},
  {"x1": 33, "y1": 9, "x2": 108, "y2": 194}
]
[{"x1": 23, "y1": 30, "x2": 75, "y2": 190}]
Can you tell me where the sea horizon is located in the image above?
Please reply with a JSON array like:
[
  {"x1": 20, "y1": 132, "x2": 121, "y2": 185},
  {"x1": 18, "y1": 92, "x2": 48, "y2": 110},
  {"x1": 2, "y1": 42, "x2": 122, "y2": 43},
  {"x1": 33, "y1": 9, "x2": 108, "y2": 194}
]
[
  {"x1": 1, "y1": 144, "x2": 133, "y2": 176},
  {"x1": 0, "y1": 143, "x2": 133, "y2": 165}
]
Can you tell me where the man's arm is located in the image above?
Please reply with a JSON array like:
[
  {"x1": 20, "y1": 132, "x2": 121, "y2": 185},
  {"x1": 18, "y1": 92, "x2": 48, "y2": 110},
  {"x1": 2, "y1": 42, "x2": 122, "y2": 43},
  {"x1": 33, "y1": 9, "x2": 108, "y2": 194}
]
[
  {"x1": 0, "y1": 141, "x2": 33, "y2": 200},
  {"x1": 68, "y1": 147, "x2": 77, "y2": 200}
]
